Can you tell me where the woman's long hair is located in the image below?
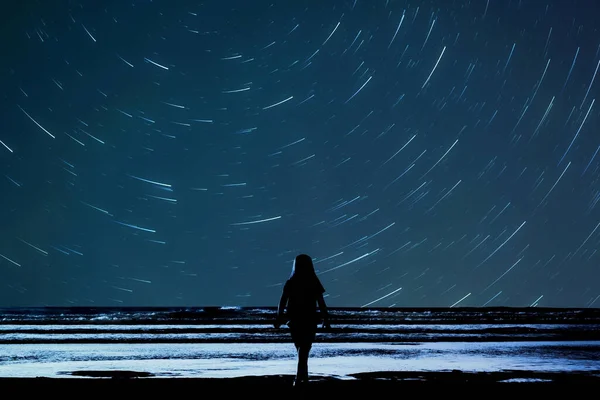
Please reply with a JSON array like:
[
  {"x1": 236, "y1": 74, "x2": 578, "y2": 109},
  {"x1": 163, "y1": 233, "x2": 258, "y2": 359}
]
[{"x1": 289, "y1": 254, "x2": 318, "y2": 283}]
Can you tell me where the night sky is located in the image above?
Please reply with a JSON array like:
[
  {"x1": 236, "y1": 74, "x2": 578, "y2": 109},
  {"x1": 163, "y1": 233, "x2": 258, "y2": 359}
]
[{"x1": 1, "y1": 0, "x2": 599, "y2": 308}]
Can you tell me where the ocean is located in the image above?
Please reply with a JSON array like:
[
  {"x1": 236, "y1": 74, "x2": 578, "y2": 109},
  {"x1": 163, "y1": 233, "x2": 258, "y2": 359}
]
[{"x1": 1, "y1": 307, "x2": 599, "y2": 379}]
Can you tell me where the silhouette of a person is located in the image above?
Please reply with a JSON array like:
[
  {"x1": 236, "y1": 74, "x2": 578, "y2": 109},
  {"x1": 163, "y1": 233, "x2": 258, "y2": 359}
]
[{"x1": 274, "y1": 254, "x2": 330, "y2": 386}]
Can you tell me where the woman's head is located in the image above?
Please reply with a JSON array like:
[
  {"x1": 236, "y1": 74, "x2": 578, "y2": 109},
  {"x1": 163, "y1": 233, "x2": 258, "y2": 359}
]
[{"x1": 290, "y1": 254, "x2": 315, "y2": 278}]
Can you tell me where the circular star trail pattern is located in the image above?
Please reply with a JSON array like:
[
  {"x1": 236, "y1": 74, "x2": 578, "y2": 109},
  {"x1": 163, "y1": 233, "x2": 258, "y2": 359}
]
[{"x1": 1, "y1": 0, "x2": 599, "y2": 308}]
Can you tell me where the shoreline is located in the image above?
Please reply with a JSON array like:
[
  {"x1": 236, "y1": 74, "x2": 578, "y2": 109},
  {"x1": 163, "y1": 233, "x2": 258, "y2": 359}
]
[
  {"x1": 3, "y1": 308, "x2": 599, "y2": 391},
  {"x1": 2, "y1": 341, "x2": 599, "y2": 379}
]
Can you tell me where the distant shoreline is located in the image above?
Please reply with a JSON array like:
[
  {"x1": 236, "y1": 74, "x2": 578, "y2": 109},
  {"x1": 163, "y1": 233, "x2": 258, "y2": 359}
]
[
  {"x1": 2, "y1": 306, "x2": 599, "y2": 344},
  {"x1": 1, "y1": 306, "x2": 598, "y2": 311}
]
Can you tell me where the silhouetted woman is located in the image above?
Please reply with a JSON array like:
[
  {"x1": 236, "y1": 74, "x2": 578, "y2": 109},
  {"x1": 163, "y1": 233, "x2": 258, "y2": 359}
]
[{"x1": 274, "y1": 254, "x2": 330, "y2": 386}]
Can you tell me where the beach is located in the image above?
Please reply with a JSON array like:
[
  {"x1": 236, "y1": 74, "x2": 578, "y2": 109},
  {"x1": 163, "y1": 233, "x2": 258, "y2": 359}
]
[{"x1": 1, "y1": 307, "x2": 599, "y2": 391}]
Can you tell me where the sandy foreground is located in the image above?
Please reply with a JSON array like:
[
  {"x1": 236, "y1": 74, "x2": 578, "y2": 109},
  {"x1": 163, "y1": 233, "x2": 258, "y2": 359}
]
[
  {"x1": 1, "y1": 370, "x2": 599, "y2": 396},
  {"x1": 1, "y1": 340, "x2": 599, "y2": 393}
]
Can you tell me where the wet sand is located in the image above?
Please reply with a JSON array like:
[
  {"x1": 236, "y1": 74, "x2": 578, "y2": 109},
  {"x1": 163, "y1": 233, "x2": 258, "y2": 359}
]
[
  {"x1": 2, "y1": 341, "x2": 599, "y2": 394},
  {"x1": 2, "y1": 370, "x2": 599, "y2": 396}
]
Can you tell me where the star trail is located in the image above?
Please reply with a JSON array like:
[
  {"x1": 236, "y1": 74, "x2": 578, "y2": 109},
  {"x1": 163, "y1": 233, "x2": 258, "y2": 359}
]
[{"x1": 1, "y1": 0, "x2": 599, "y2": 308}]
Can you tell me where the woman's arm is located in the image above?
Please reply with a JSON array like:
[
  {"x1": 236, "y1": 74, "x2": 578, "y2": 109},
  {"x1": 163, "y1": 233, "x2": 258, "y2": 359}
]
[
  {"x1": 317, "y1": 293, "x2": 330, "y2": 328},
  {"x1": 274, "y1": 291, "x2": 288, "y2": 328}
]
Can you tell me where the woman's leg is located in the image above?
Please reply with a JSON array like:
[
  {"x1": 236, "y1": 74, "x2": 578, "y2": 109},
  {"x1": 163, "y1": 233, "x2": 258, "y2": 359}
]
[
  {"x1": 290, "y1": 324, "x2": 317, "y2": 383},
  {"x1": 296, "y1": 343, "x2": 311, "y2": 382}
]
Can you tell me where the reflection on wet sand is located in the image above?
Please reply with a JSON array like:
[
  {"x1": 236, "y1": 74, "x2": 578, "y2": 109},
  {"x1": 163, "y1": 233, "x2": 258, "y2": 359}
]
[{"x1": 1, "y1": 341, "x2": 599, "y2": 379}]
